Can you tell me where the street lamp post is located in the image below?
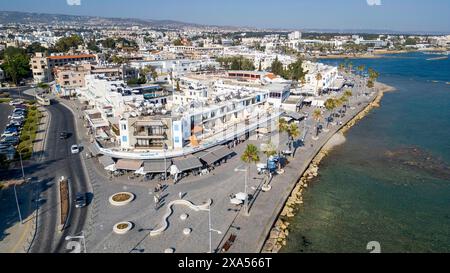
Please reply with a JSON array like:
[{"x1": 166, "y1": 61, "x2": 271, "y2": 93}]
[
  {"x1": 163, "y1": 143, "x2": 168, "y2": 181},
  {"x1": 14, "y1": 147, "x2": 28, "y2": 225},
  {"x1": 207, "y1": 204, "x2": 222, "y2": 253},
  {"x1": 13, "y1": 184, "x2": 23, "y2": 224},
  {"x1": 234, "y1": 166, "x2": 249, "y2": 216},
  {"x1": 65, "y1": 231, "x2": 86, "y2": 253}
]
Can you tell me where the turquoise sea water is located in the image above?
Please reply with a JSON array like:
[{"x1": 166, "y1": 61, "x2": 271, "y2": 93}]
[{"x1": 282, "y1": 52, "x2": 450, "y2": 253}]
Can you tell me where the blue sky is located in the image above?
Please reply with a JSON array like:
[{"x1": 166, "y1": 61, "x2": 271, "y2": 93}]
[{"x1": 1, "y1": 0, "x2": 449, "y2": 33}]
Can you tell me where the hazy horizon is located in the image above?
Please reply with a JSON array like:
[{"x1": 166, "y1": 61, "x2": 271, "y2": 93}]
[{"x1": 0, "y1": 0, "x2": 449, "y2": 34}]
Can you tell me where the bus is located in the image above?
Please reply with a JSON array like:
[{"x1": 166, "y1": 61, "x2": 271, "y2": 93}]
[{"x1": 36, "y1": 93, "x2": 51, "y2": 106}]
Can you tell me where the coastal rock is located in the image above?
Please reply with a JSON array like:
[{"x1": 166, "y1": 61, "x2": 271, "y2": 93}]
[
  {"x1": 272, "y1": 244, "x2": 282, "y2": 253},
  {"x1": 269, "y1": 230, "x2": 280, "y2": 239}
]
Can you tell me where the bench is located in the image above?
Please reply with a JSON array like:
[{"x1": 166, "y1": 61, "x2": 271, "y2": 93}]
[{"x1": 221, "y1": 234, "x2": 237, "y2": 252}]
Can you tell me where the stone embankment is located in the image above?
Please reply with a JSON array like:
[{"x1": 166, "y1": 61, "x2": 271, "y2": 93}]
[{"x1": 262, "y1": 82, "x2": 396, "y2": 253}]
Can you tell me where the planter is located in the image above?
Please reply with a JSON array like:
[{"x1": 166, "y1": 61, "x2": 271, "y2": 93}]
[
  {"x1": 262, "y1": 184, "x2": 272, "y2": 192},
  {"x1": 113, "y1": 221, "x2": 133, "y2": 234},
  {"x1": 180, "y1": 213, "x2": 188, "y2": 221},
  {"x1": 164, "y1": 248, "x2": 175, "y2": 253},
  {"x1": 183, "y1": 228, "x2": 192, "y2": 235},
  {"x1": 109, "y1": 192, "x2": 135, "y2": 206}
]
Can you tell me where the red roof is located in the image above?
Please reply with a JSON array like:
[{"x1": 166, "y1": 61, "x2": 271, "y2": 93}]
[
  {"x1": 266, "y1": 73, "x2": 277, "y2": 80},
  {"x1": 47, "y1": 54, "x2": 96, "y2": 60}
]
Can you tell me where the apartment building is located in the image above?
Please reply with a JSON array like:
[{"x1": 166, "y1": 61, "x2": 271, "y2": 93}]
[
  {"x1": 30, "y1": 52, "x2": 98, "y2": 83},
  {"x1": 30, "y1": 52, "x2": 48, "y2": 83}
]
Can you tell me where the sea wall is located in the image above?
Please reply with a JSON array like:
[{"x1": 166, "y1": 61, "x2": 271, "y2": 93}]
[{"x1": 262, "y1": 82, "x2": 396, "y2": 253}]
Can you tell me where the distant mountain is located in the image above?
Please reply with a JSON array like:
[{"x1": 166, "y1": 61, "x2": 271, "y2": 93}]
[
  {"x1": 0, "y1": 10, "x2": 203, "y2": 28},
  {"x1": 0, "y1": 10, "x2": 446, "y2": 35}
]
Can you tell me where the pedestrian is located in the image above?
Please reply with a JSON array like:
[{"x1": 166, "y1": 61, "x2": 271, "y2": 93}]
[
  {"x1": 153, "y1": 195, "x2": 159, "y2": 209},
  {"x1": 178, "y1": 192, "x2": 183, "y2": 199}
]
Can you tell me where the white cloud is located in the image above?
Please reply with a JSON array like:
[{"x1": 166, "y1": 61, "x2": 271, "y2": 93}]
[
  {"x1": 67, "y1": 0, "x2": 81, "y2": 6},
  {"x1": 366, "y1": 0, "x2": 382, "y2": 6}
]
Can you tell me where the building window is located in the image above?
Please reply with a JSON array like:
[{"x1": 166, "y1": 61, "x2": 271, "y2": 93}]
[
  {"x1": 122, "y1": 136, "x2": 127, "y2": 142},
  {"x1": 174, "y1": 136, "x2": 180, "y2": 143},
  {"x1": 121, "y1": 124, "x2": 127, "y2": 130}
]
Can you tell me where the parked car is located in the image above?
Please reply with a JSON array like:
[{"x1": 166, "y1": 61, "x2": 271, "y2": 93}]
[
  {"x1": 1, "y1": 136, "x2": 20, "y2": 146},
  {"x1": 0, "y1": 143, "x2": 12, "y2": 149},
  {"x1": 13, "y1": 109, "x2": 27, "y2": 115},
  {"x1": 14, "y1": 105, "x2": 27, "y2": 110},
  {"x1": 9, "y1": 120, "x2": 24, "y2": 127},
  {"x1": 70, "y1": 144, "x2": 80, "y2": 154},
  {"x1": 75, "y1": 192, "x2": 87, "y2": 208},
  {"x1": 2, "y1": 130, "x2": 19, "y2": 137},
  {"x1": 9, "y1": 99, "x2": 24, "y2": 106}
]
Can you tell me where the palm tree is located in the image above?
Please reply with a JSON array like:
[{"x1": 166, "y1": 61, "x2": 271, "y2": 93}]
[
  {"x1": 263, "y1": 141, "x2": 277, "y2": 158},
  {"x1": 241, "y1": 144, "x2": 260, "y2": 165},
  {"x1": 278, "y1": 118, "x2": 288, "y2": 134},
  {"x1": 357, "y1": 65, "x2": 365, "y2": 76},
  {"x1": 286, "y1": 123, "x2": 300, "y2": 151},
  {"x1": 241, "y1": 144, "x2": 260, "y2": 211},
  {"x1": 315, "y1": 73, "x2": 322, "y2": 95},
  {"x1": 324, "y1": 98, "x2": 336, "y2": 128},
  {"x1": 347, "y1": 62, "x2": 353, "y2": 73},
  {"x1": 338, "y1": 63, "x2": 345, "y2": 72},
  {"x1": 312, "y1": 109, "x2": 322, "y2": 137}
]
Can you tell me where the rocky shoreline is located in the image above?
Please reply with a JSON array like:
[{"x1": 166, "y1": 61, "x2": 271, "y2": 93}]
[{"x1": 262, "y1": 82, "x2": 396, "y2": 253}]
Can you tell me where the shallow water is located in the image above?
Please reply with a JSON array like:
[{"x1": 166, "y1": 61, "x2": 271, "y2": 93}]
[{"x1": 282, "y1": 52, "x2": 450, "y2": 253}]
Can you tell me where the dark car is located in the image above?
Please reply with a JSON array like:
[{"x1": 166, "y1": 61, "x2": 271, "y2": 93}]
[
  {"x1": 75, "y1": 193, "x2": 87, "y2": 208},
  {"x1": 1, "y1": 135, "x2": 20, "y2": 145},
  {"x1": 60, "y1": 132, "x2": 69, "y2": 139}
]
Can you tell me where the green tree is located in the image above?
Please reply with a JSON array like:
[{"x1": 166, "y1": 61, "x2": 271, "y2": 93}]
[
  {"x1": 262, "y1": 141, "x2": 277, "y2": 158},
  {"x1": 26, "y1": 42, "x2": 47, "y2": 54},
  {"x1": 241, "y1": 144, "x2": 260, "y2": 164},
  {"x1": 54, "y1": 35, "x2": 83, "y2": 52},
  {"x1": 110, "y1": 55, "x2": 125, "y2": 64},
  {"x1": 324, "y1": 98, "x2": 337, "y2": 128},
  {"x1": 278, "y1": 117, "x2": 288, "y2": 134},
  {"x1": 286, "y1": 58, "x2": 306, "y2": 81},
  {"x1": 173, "y1": 38, "x2": 183, "y2": 46},
  {"x1": 315, "y1": 72, "x2": 323, "y2": 95},
  {"x1": 312, "y1": 109, "x2": 323, "y2": 137},
  {"x1": 101, "y1": 38, "x2": 116, "y2": 49},
  {"x1": 270, "y1": 56, "x2": 284, "y2": 76},
  {"x1": 286, "y1": 123, "x2": 300, "y2": 151},
  {"x1": 1, "y1": 47, "x2": 30, "y2": 85},
  {"x1": 87, "y1": 39, "x2": 100, "y2": 53}
]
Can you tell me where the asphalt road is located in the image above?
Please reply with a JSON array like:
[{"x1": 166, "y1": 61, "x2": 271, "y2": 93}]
[
  {"x1": 0, "y1": 103, "x2": 13, "y2": 133},
  {"x1": 5, "y1": 88, "x2": 90, "y2": 253}
]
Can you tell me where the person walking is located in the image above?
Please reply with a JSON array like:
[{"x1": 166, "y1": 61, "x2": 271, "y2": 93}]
[{"x1": 153, "y1": 195, "x2": 159, "y2": 209}]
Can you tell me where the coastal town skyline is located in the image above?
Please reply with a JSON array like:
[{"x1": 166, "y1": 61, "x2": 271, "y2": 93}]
[
  {"x1": 0, "y1": 0, "x2": 449, "y2": 263},
  {"x1": 0, "y1": 0, "x2": 450, "y2": 33}
]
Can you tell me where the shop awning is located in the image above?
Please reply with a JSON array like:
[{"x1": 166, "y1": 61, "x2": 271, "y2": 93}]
[
  {"x1": 143, "y1": 160, "x2": 169, "y2": 173},
  {"x1": 98, "y1": 155, "x2": 115, "y2": 168},
  {"x1": 88, "y1": 143, "x2": 102, "y2": 156},
  {"x1": 211, "y1": 146, "x2": 234, "y2": 161},
  {"x1": 196, "y1": 146, "x2": 234, "y2": 166},
  {"x1": 173, "y1": 156, "x2": 203, "y2": 172},
  {"x1": 115, "y1": 159, "x2": 143, "y2": 171}
]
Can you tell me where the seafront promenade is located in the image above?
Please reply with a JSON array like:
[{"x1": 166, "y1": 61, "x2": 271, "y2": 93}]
[
  {"x1": 258, "y1": 82, "x2": 395, "y2": 253},
  {"x1": 230, "y1": 82, "x2": 394, "y2": 253}
]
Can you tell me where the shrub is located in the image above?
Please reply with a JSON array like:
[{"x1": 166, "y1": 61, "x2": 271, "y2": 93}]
[{"x1": 0, "y1": 98, "x2": 12, "y2": 103}]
